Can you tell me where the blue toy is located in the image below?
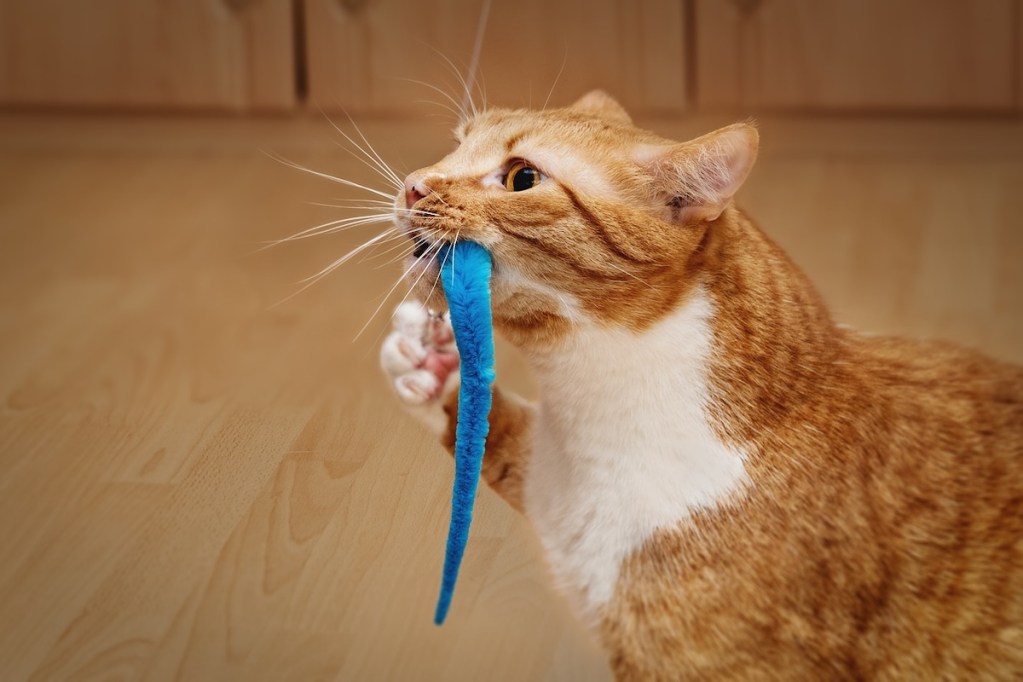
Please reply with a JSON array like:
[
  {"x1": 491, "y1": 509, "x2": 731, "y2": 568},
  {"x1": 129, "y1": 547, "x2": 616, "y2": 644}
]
[{"x1": 434, "y1": 240, "x2": 496, "y2": 625}]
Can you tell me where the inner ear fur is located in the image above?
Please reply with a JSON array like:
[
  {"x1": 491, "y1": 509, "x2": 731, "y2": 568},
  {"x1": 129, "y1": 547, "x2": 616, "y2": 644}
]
[
  {"x1": 570, "y1": 90, "x2": 633, "y2": 125},
  {"x1": 636, "y1": 122, "x2": 759, "y2": 224}
]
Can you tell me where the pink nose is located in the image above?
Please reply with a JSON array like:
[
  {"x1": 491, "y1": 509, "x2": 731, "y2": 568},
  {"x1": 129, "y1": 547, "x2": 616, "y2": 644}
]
[{"x1": 404, "y1": 176, "x2": 429, "y2": 209}]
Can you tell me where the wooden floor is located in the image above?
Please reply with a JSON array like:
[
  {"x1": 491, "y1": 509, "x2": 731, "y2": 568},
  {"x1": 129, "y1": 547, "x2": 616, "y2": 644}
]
[{"x1": 0, "y1": 112, "x2": 1021, "y2": 681}]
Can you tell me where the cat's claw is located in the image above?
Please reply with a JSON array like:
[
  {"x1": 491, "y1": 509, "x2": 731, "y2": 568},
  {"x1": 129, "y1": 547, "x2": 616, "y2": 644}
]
[{"x1": 381, "y1": 302, "x2": 460, "y2": 434}]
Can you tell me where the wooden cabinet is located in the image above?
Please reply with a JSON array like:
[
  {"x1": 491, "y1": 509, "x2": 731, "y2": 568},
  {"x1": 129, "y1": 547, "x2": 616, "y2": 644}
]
[
  {"x1": 1, "y1": 0, "x2": 1020, "y2": 116},
  {"x1": 302, "y1": 0, "x2": 688, "y2": 115},
  {"x1": 0, "y1": 0, "x2": 295, "y2": 111},
  {"x1": 1018, "y1": 4, "x2": 1023, "y2": 112},
  {"x1": 695, "y1": 0, "x2": 1018, "y2": 114}
]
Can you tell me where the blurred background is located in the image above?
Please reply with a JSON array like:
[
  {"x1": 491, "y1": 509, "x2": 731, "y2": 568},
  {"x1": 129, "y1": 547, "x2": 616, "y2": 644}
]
[{"x1": 1, "y1": 1, "x2": 1021, "y2": 680}]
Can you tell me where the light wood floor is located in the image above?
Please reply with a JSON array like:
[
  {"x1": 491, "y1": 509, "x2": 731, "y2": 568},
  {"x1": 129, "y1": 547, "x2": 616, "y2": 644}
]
[{"x1": 1, "y1": 112, "x2": 1021, "y2": 682}]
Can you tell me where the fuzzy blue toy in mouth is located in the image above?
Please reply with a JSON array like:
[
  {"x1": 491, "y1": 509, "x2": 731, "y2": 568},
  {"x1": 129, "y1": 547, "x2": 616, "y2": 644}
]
[{"x1": 434, "y1": 240, "x2": 495, "y2": 625}]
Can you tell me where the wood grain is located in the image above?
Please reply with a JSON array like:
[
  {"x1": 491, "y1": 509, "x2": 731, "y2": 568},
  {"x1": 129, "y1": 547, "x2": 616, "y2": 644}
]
[
  {"x1": 0, "y1": 112, "x2": 1021, "y2": 680},
  {"x1": 303, "y1": 0, "x2": 687, "y2": 115},
  {"x1": 695, "y1": 0, "x2": 1018, "y2": 113},
  {"x1": 0, "y1": 0, "x2": 296, "y2": 111}
]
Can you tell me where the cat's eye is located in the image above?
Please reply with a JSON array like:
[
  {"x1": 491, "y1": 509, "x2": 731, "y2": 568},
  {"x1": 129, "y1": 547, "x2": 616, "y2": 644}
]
[{"x1": 504, "y1": 161, "x2": 541, "y2": 192}]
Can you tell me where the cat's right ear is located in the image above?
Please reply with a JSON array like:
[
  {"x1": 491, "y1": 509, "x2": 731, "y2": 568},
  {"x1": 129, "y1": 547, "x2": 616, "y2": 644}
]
[{"x1": 635, "y1": 123, "x2": 759, "y2": 224}]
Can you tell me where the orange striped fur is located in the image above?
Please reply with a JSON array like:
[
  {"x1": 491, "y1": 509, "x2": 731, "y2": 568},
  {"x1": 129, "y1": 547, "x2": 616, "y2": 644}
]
[{"x1": 382, "y1": 91, "x2": 1023, "y2": 680}]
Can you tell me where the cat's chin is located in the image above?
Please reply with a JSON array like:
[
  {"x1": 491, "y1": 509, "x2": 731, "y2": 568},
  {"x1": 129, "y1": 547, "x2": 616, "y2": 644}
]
[{"x1": 403, "y1": 254, "x2": 447, "y2": 309}]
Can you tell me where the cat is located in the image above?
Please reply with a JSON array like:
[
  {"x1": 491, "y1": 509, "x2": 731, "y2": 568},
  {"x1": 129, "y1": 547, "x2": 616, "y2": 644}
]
[{"x1": 378, "y1": 90, "x2": 1023, "y2": 680}]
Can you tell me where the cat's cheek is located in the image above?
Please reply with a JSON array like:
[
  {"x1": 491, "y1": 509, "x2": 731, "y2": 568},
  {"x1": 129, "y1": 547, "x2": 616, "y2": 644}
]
[{"x1": 403, "y1": 254, "x2": 439, "y2": 282}]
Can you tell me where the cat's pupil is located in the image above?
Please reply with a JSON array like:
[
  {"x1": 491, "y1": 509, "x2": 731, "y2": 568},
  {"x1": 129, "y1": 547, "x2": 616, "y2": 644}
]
[
  {"x1": 506, "y1": 163, "x2": 540, "y2": 192},
  {"x1": 514, "y1": 168, "x2": 537, "y2": 191}
]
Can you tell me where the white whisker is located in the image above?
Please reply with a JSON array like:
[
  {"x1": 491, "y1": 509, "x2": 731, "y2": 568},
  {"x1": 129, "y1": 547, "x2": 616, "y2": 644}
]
[
  {"x1": 361, "y1": 233, "x2": 419, "y2": 265},
  {"x1": 330, "y1": 139, "x2": 403, "y2": 191},
  {"x1": 353, "y1": 233, "x2": 450, "y2": 341},
  {"x1": 422, "y1": 231, "x2": 455, "y2": 304},
  {"x1": 414, "y1": 98, "x2": 463, "y2": 122},
  {"x1": 307, "y1": 201, "x2": 396, "y2": 211},
  {"x1": 450, "y1": 228, "x2": 462, "y2": 284},
  {"x1": 261, "y1": 215, "x2": 397, "y2": 248},
  {"x1": 462, "y1": 0, "x2": 492, "y2": 118},
  {"x1": 298, "y1": 230, "x2": 399, "y2": 285},
  {"x1": 431, "y1": 50, "x2": 476, "y2": 121},
  {"x1": 543, "y1": 48, "x2": 569, "y2": 110},
  {"x1": 325, "y1": 197, "x2": 394, "y2": 206},
  {"x1": 372, "y1": 243, "x2": 419, "y2": 269},
  {"x1": 340, "y1": 109, "x2": 406, "y2": 189},
  {"x1": 264, "y1": 152, "x2": 395, "y2": 200},
  {"x1": 322, "y1": 112, "x2": 404, "y2": 192},
  {"x1": 402, "y1": 78, "x2": 468, "y2": 123},
  {"x1": 419, "y1": 181, "x2": 451, "y2": 208},
  {"x1": 391, "y1": 233, "x2": 451, "y2": 312}
]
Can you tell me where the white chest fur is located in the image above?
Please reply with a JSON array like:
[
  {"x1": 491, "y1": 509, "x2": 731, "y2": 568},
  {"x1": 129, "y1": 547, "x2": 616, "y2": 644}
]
[{"x1": 522, "y1": 289, "x2": 748, "y2": 620}]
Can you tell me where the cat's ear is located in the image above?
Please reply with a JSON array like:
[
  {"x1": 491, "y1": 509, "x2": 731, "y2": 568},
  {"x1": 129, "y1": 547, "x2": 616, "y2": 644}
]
[
  {"x1": 570, "y1": 90, "x2": 632, "y2": 124},
  {"x1": 636, "y1": 123, "x2": 759, "y2": 224}
]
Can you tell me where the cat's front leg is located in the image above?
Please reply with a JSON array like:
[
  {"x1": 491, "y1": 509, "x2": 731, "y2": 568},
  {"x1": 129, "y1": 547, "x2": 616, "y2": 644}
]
[{"x1": 381, "y1": 301, "x2": 535, "y2": 512}]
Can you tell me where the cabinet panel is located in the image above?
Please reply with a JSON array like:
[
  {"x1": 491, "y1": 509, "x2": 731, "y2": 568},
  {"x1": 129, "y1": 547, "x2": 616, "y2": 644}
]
[
  {"x1": 304, "y1": 0, "x2": 687, "y2": 116},
  {"x1": 0, "y1": 0, "x2": 295, "y2": 111},
  {"x1": 695, "y1": 0, "x2": 1017, "y2": 113},
  {"x1": 1018, "y1": 4, "x2": 1023, "y2": 111}
]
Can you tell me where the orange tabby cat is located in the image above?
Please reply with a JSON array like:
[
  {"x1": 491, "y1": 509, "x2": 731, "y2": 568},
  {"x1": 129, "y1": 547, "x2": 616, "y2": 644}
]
[{"x1": 380, "y1": 91, "x2": 1023, "y2": 680}]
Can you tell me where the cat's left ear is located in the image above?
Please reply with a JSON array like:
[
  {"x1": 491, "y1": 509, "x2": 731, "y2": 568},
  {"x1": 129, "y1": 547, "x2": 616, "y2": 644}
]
[
  {"x1": 636, "y1": 122, "x2": 759, "y2": 224},
  {"x1": 570, "y1": 90, "x2": 632, "y2": 124}
]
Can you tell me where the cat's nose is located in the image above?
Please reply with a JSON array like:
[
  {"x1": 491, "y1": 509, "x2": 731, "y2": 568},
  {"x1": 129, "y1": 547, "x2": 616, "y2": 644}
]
[{"x1": 404, "y1": 176, "x2": 431, "y2": 209}]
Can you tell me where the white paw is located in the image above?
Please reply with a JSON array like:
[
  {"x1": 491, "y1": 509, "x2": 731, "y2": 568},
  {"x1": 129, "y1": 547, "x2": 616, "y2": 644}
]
[{"x1": 381, "y1": 302, "x2": 460, "y2": 434}]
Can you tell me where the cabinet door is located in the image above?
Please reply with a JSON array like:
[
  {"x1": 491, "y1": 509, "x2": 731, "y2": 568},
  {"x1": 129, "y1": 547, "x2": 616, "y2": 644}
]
[
  {"x1": 1018, "y1": 5, "x2": 1023, "y2": 112},
  {"x1": 303, "y1": 0, "x2": 688, "y2": 116},
  {"x1": 695, "y1": 0, "x2": 1017, "y2": 113},
  {"x1": 0, "y1": 0, "x2": 295, "y2": 111}
]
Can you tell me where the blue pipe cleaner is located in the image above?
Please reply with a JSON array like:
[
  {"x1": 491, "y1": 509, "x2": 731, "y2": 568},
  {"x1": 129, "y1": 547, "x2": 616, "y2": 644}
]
[{"x1": 434, "y1": 240, "x2": 495, "y2": 625}]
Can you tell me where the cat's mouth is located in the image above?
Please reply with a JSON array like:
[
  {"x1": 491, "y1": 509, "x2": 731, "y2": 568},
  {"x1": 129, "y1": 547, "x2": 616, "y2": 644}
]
[
  {"x1": 412, "y1": 235, "x2": 431, "y2": 258},
  {"x1": 406, "y1": 227, "x2": 439, "y2": 260}
]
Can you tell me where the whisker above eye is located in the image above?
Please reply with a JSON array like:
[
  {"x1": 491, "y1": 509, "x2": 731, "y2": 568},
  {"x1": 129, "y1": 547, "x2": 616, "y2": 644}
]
[
  {"x1": 461, "y1": 0, "x2": 491, "y2": 118},
  {"x1": 543, "y1": 49, "x2": 569, "y2": 111},
  {"x1": 414, "y1": 98, "x2": 464, "y2": 124},
  {"x1": 428, "y1": 49, "x2": 477, "y2": 122}
]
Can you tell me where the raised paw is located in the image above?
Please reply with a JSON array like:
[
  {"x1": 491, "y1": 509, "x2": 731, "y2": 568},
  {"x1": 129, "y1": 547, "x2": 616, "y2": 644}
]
[{"x1": 381, "y1": 302, "x2": 460, "y2": 433}]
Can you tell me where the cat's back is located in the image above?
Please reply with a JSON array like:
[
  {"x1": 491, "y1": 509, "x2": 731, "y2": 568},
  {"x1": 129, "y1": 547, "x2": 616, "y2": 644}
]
[
  {"x1": 846, "y1": 333, "x2": 1023, "y2": 679},
  {"x1": 852, "y1": 332, "x2": 1023, "y2": 458}
]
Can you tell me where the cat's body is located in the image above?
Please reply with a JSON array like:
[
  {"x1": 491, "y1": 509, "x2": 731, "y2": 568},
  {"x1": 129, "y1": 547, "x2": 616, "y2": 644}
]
[{"x1": 380, "y1": 92, "x2": 1023, "y2": 679}]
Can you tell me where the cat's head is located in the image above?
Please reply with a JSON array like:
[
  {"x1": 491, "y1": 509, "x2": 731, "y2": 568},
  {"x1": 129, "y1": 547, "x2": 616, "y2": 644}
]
[{"x1": 395, "y1": 90, "x2": 758, "y2": 346}]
